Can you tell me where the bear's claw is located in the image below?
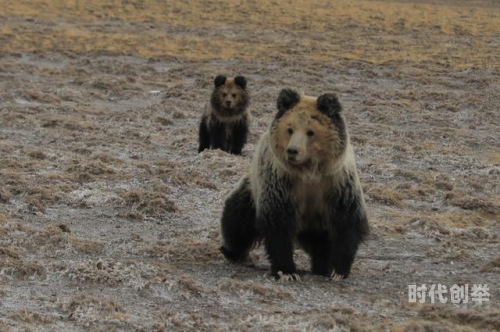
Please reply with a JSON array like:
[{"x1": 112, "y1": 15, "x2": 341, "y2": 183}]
[
  {"x1": 277, "y1": 271, "x2": 301, "y2": 281},
  {"x1": 330, "y1": 272, "x2": 345, "y2": 281}
]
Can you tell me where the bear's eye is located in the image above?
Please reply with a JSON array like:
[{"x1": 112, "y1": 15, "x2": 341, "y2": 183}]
[
  {"x1": 232, "y1": 93, "x2": 236, "y2": 98},
  {"x1": 222, "y1": 93, "x2": 227, "y2": 98},
  {"x1": 307, "y1": 130, "x2": 315, "y2": 137},
  {"x1": 287, "y1": 128, "x2": 293, "y2": 135}
]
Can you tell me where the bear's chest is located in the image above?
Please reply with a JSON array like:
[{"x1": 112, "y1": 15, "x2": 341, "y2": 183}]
[
  {"x1": 291, "y1": 181, "x2": 330, "y2": 229},
  {"x1": 224, "y1": 122, "x2": 237, "y2": 139}
]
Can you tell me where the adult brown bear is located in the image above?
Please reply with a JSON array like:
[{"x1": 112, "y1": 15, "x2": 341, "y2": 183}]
[{"x1": 220, "y1": 89, "x2": 369, "y2": 281}]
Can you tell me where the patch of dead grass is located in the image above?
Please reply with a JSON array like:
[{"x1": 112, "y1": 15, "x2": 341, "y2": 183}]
[
  {"x1": 22, "y1": 184, "x2": 76, "y2": 213},
  {"x1": 61, "y1": 295, "x2": 125, "y2": 320},
  {"x1": 31, "y1": 225, "x2": 73, "y2": 250},
  {"x1": 416, "y1": 304, "x2": 500, "y2": 331},
  {"x1": 68, "y1": 235, "x2": 104, "y2": 254},
  {"x1": 8, "y1": 309, "x2": 55, "y2": 324},
  {"x1": 0, "y1": 246, "x2": 45, "y2": 279},
  {"x1": 159, "y1": 310, "x2": 217, "y2": 331},
  {"x1": 119, "y1": 188, "x2": 178, "y2": 220},
  {"x1": 398, "y1": 184, "x2": 436, "y2": 201},
  {"x1": 0, "y1": 160, "x2": 24, "y2": 171},
  {"x1": 27, "y1": 149, "x2": 47, "y2": 160},
  {"x1": 177, "y1": 275, "x2": 205, "y2": 298},
  {"x1": 65, "y1": 259, "x2": 168, "y2": 287},
  {"x1": 3, "y1": 0, "x2": 500, "y2": 68},
  {"x1": 144, "y1": 239, "x2": 220, "y2": 263},
  {"x1": 41, "y1": 114, "x2": 96, "y2": 131},
  {"x1": 0, "y1": 188, "x2": 10, "y2": 203},
  {"x1": 219, "y1": 278, "x2": 293, "y2": 300},
  {"x1": 448, "y1": 195, "x2": 499, "y2": 215},
  {"x1": 90, "y1": 76, "x2": 129, "y2": 92},
  {"x1": 67, "y1": 160, "x2": 118, "y2": 182},
  {"x1": 407, "y1": 219, "x2": 451, "y2": 240},
  {"x1": 364, "y1": 183, "x2": 404, "y2": 206},
  {"x1": 91, "y1": 152, "x2": 123, "y2": 166},
  {"x1": 155, "y1": 116, "x2": 174, "y2": 126},
  {"x1": 480, "y1": 256, "x2": 500, "y2": 273},
  {"x1": 433, "y1": 211, "x2": 489, "y2": 228},
  {"x1": 21, "y1": 89, "x2": 61, "y2": 104}
]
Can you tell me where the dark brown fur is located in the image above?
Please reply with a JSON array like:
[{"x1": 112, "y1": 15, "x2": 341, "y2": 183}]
[
  {"x1": 198, "y1": 75, "x2": 250, "y2": 155},
  {"x1": 220, "y1": 89, "x2": 369, "y2": 280}
]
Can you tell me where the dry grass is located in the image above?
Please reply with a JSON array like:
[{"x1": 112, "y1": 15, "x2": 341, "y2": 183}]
[
  {"x1": 480, "y1": 256, "x2": 500, "y2": 273},
  {"x1": 8, "y1": 310, "x2": 55, "y2": 325},
  {"x1": 2, "y1": 0, "x2": 500, "y2": 69},
  {"x1": 144, "y1": 239, "x2": 221, "y2": 263},
  {"x1": 448, "y1": 195, "x2": 500, "y2": 215},
  {"x1": 0, "y1": 188, "x2": 10, "y2": 203},
  {"x1": 364, "y1": 183, "x2": 405, "y2": 206},
  {"x1": 119, "y1": 188, "x2": 178, "y2": 220},
  {"x1": 219, "y1": 278, "x2": 293, "y2": 300},
  {"x1": 415, "y1": 304, "x2": 500, "y2": 331},
  {"x1": 60, "y1": 295, "x2": 126, "y2": 324},
  {"x1": 0, "y1": 246, "x2": 45, "y2": 279},
  {"x1": 0, "y1": 0, "x2": 498, "y2": 330},
  {"x1": 68, "y1": 235, "x2": 105, "y2": 254}
]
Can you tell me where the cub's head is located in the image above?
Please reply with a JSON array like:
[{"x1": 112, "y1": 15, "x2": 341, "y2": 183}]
[
  {"x1": 270, "y1": 88, "x2": 347, "y2": 171},
  {"x1": 211, "y1": 75, "x2": 249, "y2": 117}
]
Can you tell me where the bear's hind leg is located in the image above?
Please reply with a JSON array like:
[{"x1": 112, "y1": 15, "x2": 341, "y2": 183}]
[
  {"x1": 220, "y1": 177, "x2": 258, "y2": 263},
  {"x1": 209, "y1": 120, "x2": 229, "y2": 152},
  {"x1": 198, "y1": 116, "x2": 210, "y2": 153},
  {"x1": 229, "y1": 120, "x2": 248, "y2": 155}
]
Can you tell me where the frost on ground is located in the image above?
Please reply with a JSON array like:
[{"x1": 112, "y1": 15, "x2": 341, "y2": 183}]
[{"x1": 0, "y1": 0, "x2": 499, "y2": 331}]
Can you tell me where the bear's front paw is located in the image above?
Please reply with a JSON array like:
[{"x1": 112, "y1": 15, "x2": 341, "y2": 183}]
[
  {"x1": 276, "y1": 271, "x2": 301, "y2": 282},
  {"x1": 330, "y1": 271, "x2": 345, "y2": 281},
  {"x1": 220, "y1": 245, "x2": 248, "y2": 263}
]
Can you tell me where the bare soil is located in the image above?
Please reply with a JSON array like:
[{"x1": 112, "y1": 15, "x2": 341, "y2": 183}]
[{"x1": 0, "y1": 0, "x2": 499, "y2": 331}]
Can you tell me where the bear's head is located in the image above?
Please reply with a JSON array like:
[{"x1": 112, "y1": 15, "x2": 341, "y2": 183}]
[
  {"x1": 270, "y1": 88, "x2": 347, "y2": 172},
  {"x1": 211, "y1": 75, "x2": 249, "y2": 117}
]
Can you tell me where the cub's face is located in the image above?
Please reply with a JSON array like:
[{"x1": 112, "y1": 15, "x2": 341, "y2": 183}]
[
  {"x1": 218, "y1": 84, "x2": 243, "y2": 109},
  {"x1": 211, "y1": 75, "x2": 249, "y2": 116},
  {"x1": 271, "y1": 89, "x2": 347, "y2": 169}
]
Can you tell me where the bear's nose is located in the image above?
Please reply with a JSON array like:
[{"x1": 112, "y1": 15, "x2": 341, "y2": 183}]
[
  {"x1": 225, "y1": 100, "x2": 231, "y2": 106},
  {"x1": 287, "y1": 147, "x2": 299, "y2": 156}
]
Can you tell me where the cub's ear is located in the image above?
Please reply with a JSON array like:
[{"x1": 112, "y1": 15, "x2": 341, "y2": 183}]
[
  {"x1": 276, "y1": 88, "x2": 300, "y2": 119},
  {"x1": 214, "y1": 75, "x2": 227, "y2": 87},
  {"x1": 234, "y1": 76, "x2": 247, "y2": 89},
  {"x1": 317, "y1": 93, "x2": 342, "y2": 117}
]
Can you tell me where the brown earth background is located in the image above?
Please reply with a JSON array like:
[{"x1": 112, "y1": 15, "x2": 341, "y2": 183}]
[{"x1": 0, "y1": 0, "x2": 499, "y2": 331}]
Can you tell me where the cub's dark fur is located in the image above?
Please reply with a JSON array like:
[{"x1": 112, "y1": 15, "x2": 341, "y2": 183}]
[
  {"x1": 198, "y1": 75, "x2": 250, "y2": 155},
  {"x1": 220, "y1": 89, "x2": 369, "y2": 280}
]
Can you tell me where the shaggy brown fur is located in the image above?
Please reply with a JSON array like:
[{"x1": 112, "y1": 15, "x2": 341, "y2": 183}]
[
  {"x1": 198, "y1": 75, "x2": 250, "y2": 155},
  {"x1": 220, "y1": 89, "x2": 369, "y2": 281}
]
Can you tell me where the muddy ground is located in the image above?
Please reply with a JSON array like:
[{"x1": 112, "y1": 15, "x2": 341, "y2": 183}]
[{"x1": 0, "y1": 0, "x2": 499, "y2": 331}]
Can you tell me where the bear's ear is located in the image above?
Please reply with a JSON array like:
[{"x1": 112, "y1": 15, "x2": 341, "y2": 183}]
[
  {"x1": 276, "y1": 88, "x2": 300, "y2": 119},
  {"x1": 234, "y1": 76, "x2": 247, "y2": 89},
  {"x1": 214, "y1": 75, "x2": 227, "y2": 87},
  {"x1": 317, "y1": 93, "x2": 342, "y2": 117}
]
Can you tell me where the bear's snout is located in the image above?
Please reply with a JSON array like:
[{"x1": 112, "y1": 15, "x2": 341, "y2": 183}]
[{"x1": 287, "y1": 147, "x2": 299, "y2": 156}]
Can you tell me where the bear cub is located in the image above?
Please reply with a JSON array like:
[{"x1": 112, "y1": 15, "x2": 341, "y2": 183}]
[
  {"x1": 198, "y1": 75, "x2": 250, "y2": 155},
  {"x1": 220, "y1": 88, "x2": 369, "y2": 281}
]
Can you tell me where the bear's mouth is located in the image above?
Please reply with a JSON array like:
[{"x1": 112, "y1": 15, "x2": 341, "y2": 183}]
[
  {"x1": 218, "y1": 106, "x2": 242, "y2": 116},
  {"x1": 287, "y1": 157, "x2": 310, "y2": 167}
]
